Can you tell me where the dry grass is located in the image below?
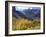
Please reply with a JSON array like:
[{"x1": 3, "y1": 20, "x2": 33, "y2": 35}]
[{"x1": 12, "y1": 16, "x2": 40, "y2": 30}]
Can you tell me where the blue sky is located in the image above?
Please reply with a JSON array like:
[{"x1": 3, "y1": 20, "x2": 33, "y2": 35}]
[
  {"x1": 15, "y1": 6, "x2": 40, "y2": 11},
  {"x1": 15, "y1": 6, "x2": 28, "y2": 11}
]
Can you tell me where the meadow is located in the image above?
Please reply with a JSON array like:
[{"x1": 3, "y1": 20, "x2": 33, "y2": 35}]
[{"x1": 12, "y1": 16, "x2": 40, "y2": 30}]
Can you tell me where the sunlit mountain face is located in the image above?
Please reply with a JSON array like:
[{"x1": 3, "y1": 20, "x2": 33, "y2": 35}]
[{"x1": 12, "y1": 6, "x2": 41, "y2": 20}]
